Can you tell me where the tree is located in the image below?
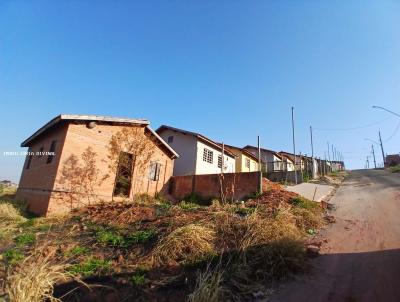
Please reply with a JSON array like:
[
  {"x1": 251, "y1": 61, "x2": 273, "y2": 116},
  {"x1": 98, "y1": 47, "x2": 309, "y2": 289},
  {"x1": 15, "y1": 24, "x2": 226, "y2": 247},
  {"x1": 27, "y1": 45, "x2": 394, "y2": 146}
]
[{"x1": 58, "y1": 147, "x2": 106, "y2": 208}]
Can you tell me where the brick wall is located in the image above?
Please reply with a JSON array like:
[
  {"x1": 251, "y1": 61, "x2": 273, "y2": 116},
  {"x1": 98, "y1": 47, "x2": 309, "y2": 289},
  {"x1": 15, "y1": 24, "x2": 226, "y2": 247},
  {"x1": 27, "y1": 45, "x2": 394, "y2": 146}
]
[
  {"x1": 170, "y1": 172, "x2": 261, "y2": 201},
  {"x1": 17, "y1": 121, "x2": 175, "y2": 216}
]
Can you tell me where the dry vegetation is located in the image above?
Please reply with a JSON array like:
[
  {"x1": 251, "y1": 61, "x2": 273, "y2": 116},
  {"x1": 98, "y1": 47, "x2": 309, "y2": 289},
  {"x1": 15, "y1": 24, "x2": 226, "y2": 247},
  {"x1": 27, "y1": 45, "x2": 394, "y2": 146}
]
[{"x1": 0, "y1": 181, "x2": 328, "y2": 302}]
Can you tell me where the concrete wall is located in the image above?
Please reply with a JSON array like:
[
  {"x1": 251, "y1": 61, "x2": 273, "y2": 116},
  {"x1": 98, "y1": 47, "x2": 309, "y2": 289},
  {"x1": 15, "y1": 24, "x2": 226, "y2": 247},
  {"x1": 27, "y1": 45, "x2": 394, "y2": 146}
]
[
  {"x1": 195, "y1": 140, "x2": 235, "y2": 175},
  {"x1": 17, "y1": 122, "x2": 174, "y2": 216},
  {"x1": 170, "y1": 171, "x2": 260, "y2": 201},
  {"x1": 157, "y1": 129, "x2": 197, "y2": 176}
]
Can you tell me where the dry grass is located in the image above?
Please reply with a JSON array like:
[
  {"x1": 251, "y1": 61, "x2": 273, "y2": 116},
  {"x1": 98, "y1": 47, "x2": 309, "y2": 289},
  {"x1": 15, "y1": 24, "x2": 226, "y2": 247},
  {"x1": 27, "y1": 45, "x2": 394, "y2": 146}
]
[
  {"x1": 188, "y1": 263, "x2": 225, "y2": 302},
  {"x1": 291, "y1": 206, "x2": 324, "y2": 231},
  {"x1": 215, "y1": 209, "x2": 301, "y2": 252},
  {"x1": 0, "y1": 200, "x2": 27, "y2": 237},
  {"x1": 152, "y1": 224, "x2": 216, "y2": 265},
  {"x1": 5, "y1": 253, "x2": 70, "y2": 302}
]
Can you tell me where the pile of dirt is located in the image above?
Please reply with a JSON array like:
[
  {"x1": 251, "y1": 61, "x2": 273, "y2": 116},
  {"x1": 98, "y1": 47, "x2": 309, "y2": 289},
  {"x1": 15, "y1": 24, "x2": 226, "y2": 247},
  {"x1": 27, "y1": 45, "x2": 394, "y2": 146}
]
[
  {"x1": 81, "y1": 203, "x2": 158, "y2": 225},
  {"x1": 246, "y1": 178, "x2": 298, "y2": 209}
]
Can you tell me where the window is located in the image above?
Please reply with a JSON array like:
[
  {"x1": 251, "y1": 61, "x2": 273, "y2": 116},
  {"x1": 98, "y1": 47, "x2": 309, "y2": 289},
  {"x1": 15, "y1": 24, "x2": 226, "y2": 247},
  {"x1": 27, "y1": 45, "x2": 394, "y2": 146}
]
[
  {"x1": 245, "y1": 158, "x2": 250, "y2": 168},
  {"x1": 113, "y1": 152, "x2": 134, "y2": 197},
  {"x1": 167, "y1": 136, "x2": 174, "y2": 143},
  {"x1": 26, "y1": 153, "x2": 33, "y2": 170},
  {"x1": 149, "y1": 162, "x2": 161, "y2": 181},
  {"x1": 38, "y1": 147, "x2": 44, "y2": 158},
  {"x1": 218, "y1": 155, "x2": 222, "y2": 168},
  {"x1": 203, "y1": 148, "x2": 213, "y2": 164},
  {"x1": 46, "y1": 141, "x2": 57, "y2": 164}
]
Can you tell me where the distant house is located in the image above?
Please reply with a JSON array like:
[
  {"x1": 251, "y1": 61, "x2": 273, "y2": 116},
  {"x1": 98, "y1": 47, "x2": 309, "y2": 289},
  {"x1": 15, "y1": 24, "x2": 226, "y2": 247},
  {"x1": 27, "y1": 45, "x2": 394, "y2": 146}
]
[
  {"x1": 16, "y1": 114, "x2": 178, "y2": 216},
  {"x1": 278, "y1": 152, "x2": 295, "y2": 171},
  {"x1": 222, "y1": 144, "x2": 259, "y2": 173},
  {"x1": 156, "y1": 125, "x2": 236, "y2": 176},
  {"x1": 279, "y1": 151, "x2": 306, "y2": 171},
  {"x1": 385, "y1": 154, "x2": 400, "y2": 167},
  {"x1": 0, "y1": 180, "x2": 13, "y2": 187},
  {"x1": 243, "y1": 146, "x2": 283, "y2": 172}
]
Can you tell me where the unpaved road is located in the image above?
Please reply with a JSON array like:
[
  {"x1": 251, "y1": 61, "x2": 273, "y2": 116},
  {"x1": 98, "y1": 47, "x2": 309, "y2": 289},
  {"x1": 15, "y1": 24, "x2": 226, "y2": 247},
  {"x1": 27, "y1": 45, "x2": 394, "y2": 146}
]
[{"x1": 270, "y1": 169, "x2": 400, "y2": 302}]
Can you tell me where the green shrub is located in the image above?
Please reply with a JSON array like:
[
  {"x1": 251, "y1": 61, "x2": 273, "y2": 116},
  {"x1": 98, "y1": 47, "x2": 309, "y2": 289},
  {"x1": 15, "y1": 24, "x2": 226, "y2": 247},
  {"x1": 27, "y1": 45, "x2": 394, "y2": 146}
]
[
  {"x1": 390, "y1": 165, "x2": 400, "y2": 173},
  {"x1": 3, "y1": 248, "x2": 24, "y2": 265},
  {"x1": 14, "y1": 233, "x2": 35, "y2": 246},
  {"x1": 68, "y1": 258, "x2": 111, "y2": 277}
]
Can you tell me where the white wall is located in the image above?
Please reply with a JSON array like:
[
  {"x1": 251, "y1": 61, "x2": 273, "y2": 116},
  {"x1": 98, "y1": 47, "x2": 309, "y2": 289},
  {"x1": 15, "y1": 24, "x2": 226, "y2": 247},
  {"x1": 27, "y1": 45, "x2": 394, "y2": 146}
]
[
  {"x1": 195, "y1": 140, "x2": 235, "y2": 174},
  {"x1": 158, "y1": 129, "x2": 197, "y2": 176}
]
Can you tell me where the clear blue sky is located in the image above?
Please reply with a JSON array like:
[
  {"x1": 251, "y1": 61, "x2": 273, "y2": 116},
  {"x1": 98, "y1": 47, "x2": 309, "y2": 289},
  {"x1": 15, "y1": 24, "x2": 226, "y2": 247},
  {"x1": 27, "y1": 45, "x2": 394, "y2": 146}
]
[{"x1": 1, "y1": 1, "x2": 400, "y2": 182}]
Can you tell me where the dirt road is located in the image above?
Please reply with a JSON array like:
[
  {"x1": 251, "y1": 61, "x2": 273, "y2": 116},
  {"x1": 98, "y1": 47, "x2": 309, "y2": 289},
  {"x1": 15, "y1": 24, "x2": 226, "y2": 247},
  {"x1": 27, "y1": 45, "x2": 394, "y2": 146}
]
[{"x1": 269, "y1": 169, "x2": 400, "y2": 302}]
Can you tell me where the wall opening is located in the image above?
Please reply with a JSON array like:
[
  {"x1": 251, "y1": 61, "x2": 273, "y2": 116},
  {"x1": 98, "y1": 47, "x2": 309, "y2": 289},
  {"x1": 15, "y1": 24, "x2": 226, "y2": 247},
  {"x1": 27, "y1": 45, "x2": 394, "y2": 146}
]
[{"x1": 113, "y1": 152, "x2": 134, "y2": 197}]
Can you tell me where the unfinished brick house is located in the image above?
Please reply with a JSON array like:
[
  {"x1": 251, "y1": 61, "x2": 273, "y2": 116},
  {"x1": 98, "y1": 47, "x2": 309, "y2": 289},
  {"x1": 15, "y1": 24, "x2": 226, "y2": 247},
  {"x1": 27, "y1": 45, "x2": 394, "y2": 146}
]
[{"x1": 16, "y1": 114, "x2": 178, "y2": 216}]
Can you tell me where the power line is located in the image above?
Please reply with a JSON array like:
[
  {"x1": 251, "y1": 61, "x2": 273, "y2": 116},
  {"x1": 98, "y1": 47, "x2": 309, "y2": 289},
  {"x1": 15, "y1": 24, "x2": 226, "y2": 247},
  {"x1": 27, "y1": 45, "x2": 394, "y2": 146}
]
[{"x1": 313, "y1": 117, "x2": 393, "y2": 132}]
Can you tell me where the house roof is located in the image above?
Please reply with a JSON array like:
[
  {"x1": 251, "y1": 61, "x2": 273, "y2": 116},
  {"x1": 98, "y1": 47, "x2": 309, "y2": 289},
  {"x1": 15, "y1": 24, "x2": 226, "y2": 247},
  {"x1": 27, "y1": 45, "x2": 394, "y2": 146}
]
[
  {"x1": 243, "y1": 145, "x2": 282, "y2": 160},
  {"x1": 156, "y1": 125, "x2": 236, "y2": 158},
  {"x1": 222, "y1": 144, "x2": 259, "y2": 162},
  {"x1": 21, "y1": 114, "x2": 179, "y2": 159}
]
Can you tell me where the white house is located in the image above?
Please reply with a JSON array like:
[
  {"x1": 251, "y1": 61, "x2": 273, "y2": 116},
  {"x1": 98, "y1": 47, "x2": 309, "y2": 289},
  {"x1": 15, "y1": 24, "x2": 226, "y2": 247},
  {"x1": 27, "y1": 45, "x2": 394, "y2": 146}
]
[
  {"x1": 243, "y1": 145, "x2": 284, "y2": 172},
  {"x1": 156, "y1": 125, "x2": 236, "y2": 176}
]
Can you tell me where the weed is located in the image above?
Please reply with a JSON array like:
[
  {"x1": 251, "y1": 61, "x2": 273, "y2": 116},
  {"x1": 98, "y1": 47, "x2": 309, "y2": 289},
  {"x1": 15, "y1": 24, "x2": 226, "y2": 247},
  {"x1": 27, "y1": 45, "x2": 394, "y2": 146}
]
[
  {"x1": 0, "y1": 200, "x2": 27, "y2": 234},
  {"x1": 183, "y1": 192, "x2": 203, "y2": 204},
  {"x1": 3, "y1": 248, "x2": 24, "y2": 265},
  {"x1": 290, "y1": 196, "x2": 319, "y2": 210},
  {"x1": 179, "y1": 201, "x2": 201, "y2": 211},
  {"x1": 96, "y1": 228, "x2": 125, "y2": 247},
  {"x1": 64, "y1": 246, "x2": 89, "y2": 257},
  {"x1": 131, "y1": 269, "x2": 147, "y2": 286},
  {"x1": 127, "y1": 229, "x2": 156, "y2": 244},
  {"x1": 15, "y1": 233, "x2": 36, "y2": 246},
  {"x1": 68, "y1": 258, "x2": 111, "y2": 277},
  {"x1": 291, "y1": 207, "x2": 324, "y2": 232}
]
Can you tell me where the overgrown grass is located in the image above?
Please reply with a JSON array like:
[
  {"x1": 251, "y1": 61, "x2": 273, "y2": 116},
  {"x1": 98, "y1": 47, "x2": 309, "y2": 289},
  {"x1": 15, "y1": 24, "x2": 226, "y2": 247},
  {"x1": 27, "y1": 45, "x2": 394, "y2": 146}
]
[
  {"x1": 5, "y1": 252, "x2": 70, "y2": 302},
  {"x1": 188, "y1": 264, "x2": 225, "y2": 302},
  {"x1": 153, "y1": 224, "x2": 216, "y2": 265},
  {"x1": 389, "y1": 165, "x2": 400, "y2": 173},
  {"x1": 0, "y1": 200, "x2": 27, "y2": 238},
  {"x1": 68, "y1": 258, "x2": 111, "y2": 277},
  {"x1": 290, "y1": 196, "x2": 319, "y2": 210}
]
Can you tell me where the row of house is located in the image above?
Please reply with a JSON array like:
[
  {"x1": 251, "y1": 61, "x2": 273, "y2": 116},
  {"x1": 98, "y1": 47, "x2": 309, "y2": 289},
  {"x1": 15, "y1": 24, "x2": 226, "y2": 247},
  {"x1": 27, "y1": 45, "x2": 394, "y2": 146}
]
[{"x1": 16, "y1": 114, "x2": 344, "y2": 216}]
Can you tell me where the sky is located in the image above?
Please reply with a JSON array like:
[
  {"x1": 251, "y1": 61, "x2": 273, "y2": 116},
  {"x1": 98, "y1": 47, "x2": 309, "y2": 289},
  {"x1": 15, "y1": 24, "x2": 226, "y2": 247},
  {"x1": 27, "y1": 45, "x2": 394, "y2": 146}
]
[{"x1": 1, "y1": 0, "x2": 400, "y2": 182}]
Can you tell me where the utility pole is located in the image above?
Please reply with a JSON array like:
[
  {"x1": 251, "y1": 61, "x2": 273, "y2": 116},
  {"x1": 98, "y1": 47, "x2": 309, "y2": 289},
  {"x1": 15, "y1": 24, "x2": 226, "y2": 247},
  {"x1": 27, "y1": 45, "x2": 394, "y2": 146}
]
[
  {"x1": 371, "y1": 145, "x2": 377, "y2": 169},
  {"x1": 291, "y1": 107, "x2": 297, "y2": 184},
  {"x1": 331, "y1": 145, "x2": 335, "y2": 171},
  {"x1": 221, "y1": 143, "x2": 225, "y2": 174},
  {"x1": 310, "y1": 126, "x2": 314, "y2": 158},
  {"x1": 378, "y1": 131, "x2": 386, "y2": 167},
  {"x1": 257, "y1": 136, "x2": 262, "y2": 193},
  {"x1": 366, "y1": 156, "x2": 370, "y2": 169},
  {"x1": 327, "y1": 142, "x2": 331, "y2": 173}
]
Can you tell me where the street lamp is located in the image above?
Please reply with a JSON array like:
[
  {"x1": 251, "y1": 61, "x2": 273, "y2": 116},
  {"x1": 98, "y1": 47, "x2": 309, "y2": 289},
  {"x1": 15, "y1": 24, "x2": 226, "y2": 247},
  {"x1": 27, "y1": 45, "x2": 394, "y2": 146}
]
[{"x1": 372, "y1": 106, "x2": 400, "y2": 118}]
